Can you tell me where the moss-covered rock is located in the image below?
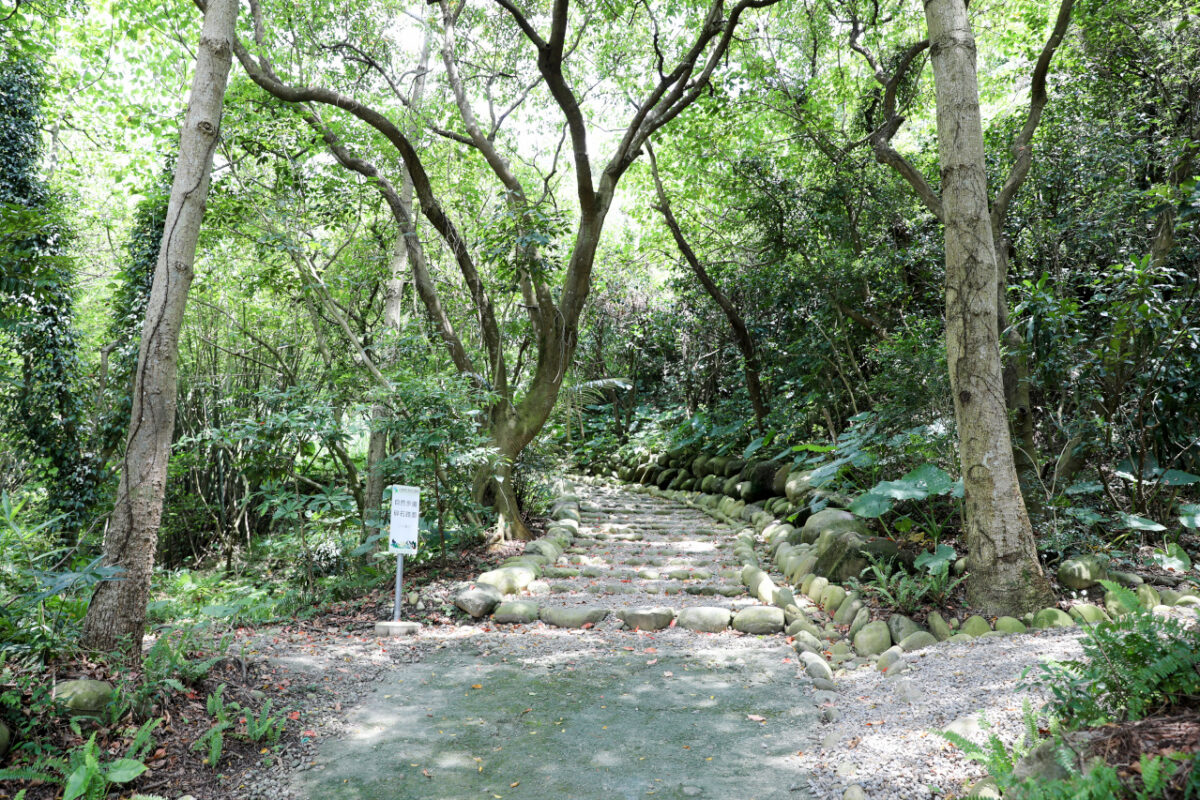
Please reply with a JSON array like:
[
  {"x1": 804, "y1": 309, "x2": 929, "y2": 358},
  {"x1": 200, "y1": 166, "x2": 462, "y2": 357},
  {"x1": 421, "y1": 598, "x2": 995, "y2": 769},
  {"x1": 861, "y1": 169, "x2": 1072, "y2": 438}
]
[
  {"x1": 960, "y1": 615, "x2": 992, "y2": 637},
  {"x1": 926, "y1": 611, "x2": 953, "y2": 641},
  {"x1": 540, "y1": 606, "x2": 609, "y2": 629},
  {"x1": 784, "y1": 470, "x2": 816, "y2": 504},
  {"x1": 800, "y1": 508, "x2": 869, "y2": 544},
  {"x1": 478, "y1": 563, "x2": 540, "y2": 595},
  {"x1": 493, "y1": 601, "x2": 540, "y2": 624},
  {"x1": 852, "y1": 620, "x2": 892, "y2": 656},
  {"x1": 732, "y1": 606, "x2": 785, "y2": 634},
  {"x1": 1031, "y1": 607, "x2": 1075, "y2": 629},
  {"x1": 55, "y1": 679, "x2": 114, "y2": 714},
  {"x1": 1057, "y1": 555, "x2": 1108, "y2": 591}
]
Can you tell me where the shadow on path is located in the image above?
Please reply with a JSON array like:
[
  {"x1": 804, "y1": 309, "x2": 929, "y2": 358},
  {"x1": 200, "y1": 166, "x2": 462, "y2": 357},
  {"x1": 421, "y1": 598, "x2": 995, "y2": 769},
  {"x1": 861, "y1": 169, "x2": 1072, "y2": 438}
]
[{"x1": 293, "y1": 642, "x2": 819, "y2": 800}]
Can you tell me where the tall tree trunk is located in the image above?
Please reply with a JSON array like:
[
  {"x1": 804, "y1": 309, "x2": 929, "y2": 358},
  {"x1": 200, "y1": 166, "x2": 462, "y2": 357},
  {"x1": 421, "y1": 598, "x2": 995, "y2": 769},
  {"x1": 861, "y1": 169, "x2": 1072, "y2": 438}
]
[
  {"x1": 81, "y1": 0, "x2": 237, "y2": 652},
  {"x1": 924, "y1": 0, "x2": 1054, "y2": 615}
]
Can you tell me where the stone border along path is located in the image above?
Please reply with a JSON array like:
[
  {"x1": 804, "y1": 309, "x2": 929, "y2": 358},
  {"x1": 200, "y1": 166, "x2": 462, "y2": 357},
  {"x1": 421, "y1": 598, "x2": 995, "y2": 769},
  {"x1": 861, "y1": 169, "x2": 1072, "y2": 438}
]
[{"x1": 612, "y1": 477, "x2": 1200, "y2": 798}]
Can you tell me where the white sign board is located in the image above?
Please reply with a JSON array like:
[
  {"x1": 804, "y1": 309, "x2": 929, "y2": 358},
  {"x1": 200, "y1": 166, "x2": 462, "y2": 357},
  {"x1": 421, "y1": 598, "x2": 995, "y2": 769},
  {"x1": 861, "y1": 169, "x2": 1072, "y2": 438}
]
[{"x1": 388, "y1": 485, "x2": 420, "y2": 555}]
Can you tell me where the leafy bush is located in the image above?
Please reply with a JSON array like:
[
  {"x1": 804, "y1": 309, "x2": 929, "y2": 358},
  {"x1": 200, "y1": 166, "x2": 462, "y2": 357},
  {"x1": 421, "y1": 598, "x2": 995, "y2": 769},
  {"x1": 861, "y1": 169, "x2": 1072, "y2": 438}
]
[
  {"x1": 0, "y1": 493, "x2": 120, "y2": 661},
  {"x1": 852, "y1": 545, "x2": 966, "y2": 614},
  {"x1": 1028, "y1": 583, "x2": 1200, "y2": 728}
]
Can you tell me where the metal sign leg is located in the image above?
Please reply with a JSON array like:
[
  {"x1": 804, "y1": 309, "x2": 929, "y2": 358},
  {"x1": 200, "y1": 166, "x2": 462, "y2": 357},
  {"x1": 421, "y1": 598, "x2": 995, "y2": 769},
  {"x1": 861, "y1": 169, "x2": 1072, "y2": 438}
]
[{"x1": 393, "y1": 554, "x2": 404, "y2": 622}]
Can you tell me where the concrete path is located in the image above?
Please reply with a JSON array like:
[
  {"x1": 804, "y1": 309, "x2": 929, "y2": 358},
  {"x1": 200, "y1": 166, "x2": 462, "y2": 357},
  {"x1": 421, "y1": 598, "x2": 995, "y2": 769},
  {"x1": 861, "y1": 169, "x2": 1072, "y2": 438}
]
[{"x1": 291, "y1": 481, "x2": 821, "y2": 800}]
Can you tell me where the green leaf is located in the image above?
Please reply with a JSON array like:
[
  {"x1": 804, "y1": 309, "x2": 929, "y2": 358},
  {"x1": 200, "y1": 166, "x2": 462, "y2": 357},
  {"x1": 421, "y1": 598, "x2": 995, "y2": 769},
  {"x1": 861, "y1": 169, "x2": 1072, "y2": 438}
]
[
  {"x1": 104, "y1": 759, "x2": 148, "y2": 783},
  {"x1": 914, "y1": 544, "x2": 956, "y2": 574},
  {"x1": 1065, "y1": 507, "x2": 1105, "y2": 526},
  {"x1": 872, "y1": 479, "x2": 927, "y2": 501},
  {"x1": 1179, "y1": 504, "x2": 1200, "y2": 529},
  {"x1": 743, "y1": 436, "x2": 764, "y2": 459},
  {"x1": 63, "y1": 767, "x2": 91, "y2": 800},
  {"x1": 1159, "y1": 470, "x2": 1200, "y2": 486},
  {"x1": 1064, "y1": 481, "x2": 1104, "y2": 495},
  {"x1": 848, "y1": 492, "x2": 892, "y2": 518},
  {"x1": 1151, "y1": 543, "x2": 1192, "y2": 572},
  {"x1": 900, "y1": 464, "x2": 955, "y2": 496},
  {"x1": 1117, "y1": 512, "x2": 1166, "y2": 532}
]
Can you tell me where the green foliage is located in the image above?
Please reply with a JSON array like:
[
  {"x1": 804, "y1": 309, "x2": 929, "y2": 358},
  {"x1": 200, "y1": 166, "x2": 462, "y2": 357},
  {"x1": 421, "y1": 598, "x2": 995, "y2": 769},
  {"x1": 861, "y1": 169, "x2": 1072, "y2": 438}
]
[
  {"x1": 59, "y1": 732, "x2": 147, "y2": 800},
  {"x1": 0, "y1": 493, "x2": 121, "y2": 661},
  {"x1": 1028, "y1": 583, "x2": 1200, "y2": 728},
  {"x1": 191, "y1": 683, "x2": 284, "y2": 767},
  {"x1": 111, "y1": 627, "x2": 226, "y2": 721},
  {"x1": 243, "y1": 698, "x2": 285, "y2": 745},
  {"x1": 853, "y1": 545, "x2": 966, "y2": 614},
  {"x1": 848, "y1": 463, "x2": 963, "y2": 547},
  {"x1": 94, "y1": 166, "x2": 170, "y2": 462},
  {"x1": 937, "y1": 702, "x2": 1044, "y2": 784},
  {"x1": 1000, "y1": 753, "x2": 1198, "y2": 800},
  {"x1": 0, "y1": 55, "x2": 93, "y2": 538}
]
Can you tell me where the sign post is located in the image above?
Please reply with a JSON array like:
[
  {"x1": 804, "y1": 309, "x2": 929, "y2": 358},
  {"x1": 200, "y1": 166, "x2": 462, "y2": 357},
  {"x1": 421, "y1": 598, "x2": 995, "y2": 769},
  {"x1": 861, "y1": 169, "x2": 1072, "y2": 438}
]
[{"x1": 376, "y1": 485, "x2": 421, "y2": 637}]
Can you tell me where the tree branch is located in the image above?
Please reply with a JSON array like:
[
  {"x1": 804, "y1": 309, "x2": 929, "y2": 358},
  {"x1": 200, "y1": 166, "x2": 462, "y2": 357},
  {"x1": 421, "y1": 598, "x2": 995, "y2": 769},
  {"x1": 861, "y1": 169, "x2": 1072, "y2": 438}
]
[{"x1": 990, "y1": 0, "x2": 1074, "y2": 232}]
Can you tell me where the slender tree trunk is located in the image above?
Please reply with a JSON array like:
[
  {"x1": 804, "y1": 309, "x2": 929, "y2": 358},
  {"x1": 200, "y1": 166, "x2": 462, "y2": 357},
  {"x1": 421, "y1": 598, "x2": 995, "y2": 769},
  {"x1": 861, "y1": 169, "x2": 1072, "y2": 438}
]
[
  {"x1": 363, "y1": 29, "x2": 432, "y2": 537},
  {"x1": 924, "y1": 0, "x2": 1054, "y2": 615},
  {"x1": 82, "y1": 0, "x2": 237, "y2": 652},
  {"x1": 363, "y1": 238, "x2": 411, "y2": 537},
  {"x1": 995, "y1": 238, "x2": 1041, "y2": 516},
  {"x1": 647, "y1": 144, "x2": 769, "y2": 432}
]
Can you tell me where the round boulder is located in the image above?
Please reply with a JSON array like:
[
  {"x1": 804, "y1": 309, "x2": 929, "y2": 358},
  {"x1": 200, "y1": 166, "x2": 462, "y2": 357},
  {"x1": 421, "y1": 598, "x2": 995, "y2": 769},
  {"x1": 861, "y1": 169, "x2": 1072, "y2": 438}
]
[
  {"x1": 677, "y1": 606, "x2": 733, "y2": 633},
  {"x1": 732, "y1": 606, "x2": 785, "y2": 635},
  {"x1": 492, "y1": 600, "x2": 540, "y2": 624},
  {"x1": 852, "y1": 620, "x2": 892, "y2": 657},
  {"x1": 618, "y1": 607, "x2": 676, "y2": 631},
  {"x1": 454, "y1": 584, "x2": 504, "y2": 618},
  {"x1": 55, "y1": 679, "x2": 114, "y2": 714},
  {"x1": 1057, "y1": 555, "x2": 1108, "y2": 591}
]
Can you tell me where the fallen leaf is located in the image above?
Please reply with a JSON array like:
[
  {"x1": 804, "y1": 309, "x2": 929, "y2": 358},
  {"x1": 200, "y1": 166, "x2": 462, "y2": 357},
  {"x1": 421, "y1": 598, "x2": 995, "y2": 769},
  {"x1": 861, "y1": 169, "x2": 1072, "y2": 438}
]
[
  {"x1": 747, "y1": 714, "x2": 766, "y2": 723},
  {"x1": 646, "y1": 658, "x2": 658, "y2": 665},
  {"x1": 287, "y1": 711, "x2": 300, "y2": 720},
  {"x1": 423, "y1": 768, "x2": 433, "y2": 778},
  {"x1": 510, "y1": 781, "x2": 520, "y2": 787},
  {"x1": 471, "y1": 684, "x2": 483, "y2": 689}
]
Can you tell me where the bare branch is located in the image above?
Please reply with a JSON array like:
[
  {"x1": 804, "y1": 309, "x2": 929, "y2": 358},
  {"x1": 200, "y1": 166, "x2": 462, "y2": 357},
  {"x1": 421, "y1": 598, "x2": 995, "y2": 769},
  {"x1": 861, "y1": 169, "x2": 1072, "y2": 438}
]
[
  {"x1": 227, "y1": 29, "x2": 506, "y2": 392},
  {"x1": 990, "y1": 0, "x2": 1074, "y2": 232}
]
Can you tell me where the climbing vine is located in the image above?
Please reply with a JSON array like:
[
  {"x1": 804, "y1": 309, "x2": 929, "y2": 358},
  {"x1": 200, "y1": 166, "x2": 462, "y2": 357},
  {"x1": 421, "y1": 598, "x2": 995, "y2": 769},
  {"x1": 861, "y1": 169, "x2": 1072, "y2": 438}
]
[{"x1": 0, "y1": 54, "x2": 92, "y2": 539}]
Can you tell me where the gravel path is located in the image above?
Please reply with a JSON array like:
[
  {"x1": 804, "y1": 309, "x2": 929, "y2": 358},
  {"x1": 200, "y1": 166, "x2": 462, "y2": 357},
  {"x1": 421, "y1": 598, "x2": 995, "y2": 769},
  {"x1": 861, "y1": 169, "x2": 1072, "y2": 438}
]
[
  {"x1": 801, "y1": 628, "x2": 1082, "y2": 798},
  {"x1": 221, "y1": 479, "x2": 1084, "y2": 800}
]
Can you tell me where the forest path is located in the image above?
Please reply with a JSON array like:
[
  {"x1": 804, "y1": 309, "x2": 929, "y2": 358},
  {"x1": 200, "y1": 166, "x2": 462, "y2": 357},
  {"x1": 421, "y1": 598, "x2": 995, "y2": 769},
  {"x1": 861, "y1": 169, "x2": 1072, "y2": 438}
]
[{"x1": 286, "y1": 481, "x2": 823, "y2": 800}]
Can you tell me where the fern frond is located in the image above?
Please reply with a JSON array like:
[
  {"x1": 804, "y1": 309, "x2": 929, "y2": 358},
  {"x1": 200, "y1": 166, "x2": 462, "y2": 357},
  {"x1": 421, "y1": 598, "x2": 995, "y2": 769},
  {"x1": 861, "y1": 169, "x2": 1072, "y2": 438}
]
[{"x1": 0, "y1": 767, "x2": 56, "y2": 782}]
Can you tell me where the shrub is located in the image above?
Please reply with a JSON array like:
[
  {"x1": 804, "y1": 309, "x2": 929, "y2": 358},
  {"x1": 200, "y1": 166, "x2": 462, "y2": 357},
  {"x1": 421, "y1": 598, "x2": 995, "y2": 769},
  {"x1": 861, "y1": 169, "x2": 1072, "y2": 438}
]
[{"x1": 1027, "y1": 583, "x2": 1200, "y2": 728}]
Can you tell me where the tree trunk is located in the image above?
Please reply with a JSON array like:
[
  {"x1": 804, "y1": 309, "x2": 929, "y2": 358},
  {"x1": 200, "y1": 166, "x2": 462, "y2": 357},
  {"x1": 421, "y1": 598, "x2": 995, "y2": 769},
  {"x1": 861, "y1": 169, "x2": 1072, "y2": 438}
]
[
  {"x1": 994, "y1": 237, "x2": 1042, "y2": 518},
  {"x1": 363, "y1": 28, "x2": 432, "y2": 536},
  {"x1": 364, "y1": 237, "x2": 413, "y2": 537},
  {"x1": 81, "y1": 0, "x2": 237, "y2": 652},
  {"x1": 924, "y1": 0, "x2": 1054, "y2": 615},
  {"x1": 647, "y1": 144, "x2": 769, "y2": 432}
]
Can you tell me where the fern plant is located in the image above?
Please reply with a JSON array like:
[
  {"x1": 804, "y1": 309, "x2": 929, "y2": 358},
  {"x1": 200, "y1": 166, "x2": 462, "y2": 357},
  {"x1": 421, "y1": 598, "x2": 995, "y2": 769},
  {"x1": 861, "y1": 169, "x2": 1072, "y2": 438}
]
[
  {"x1": 244, "y1": 698, "x2": 285, "y2": 745},
  {"x1": 1026, "y1": 581, "x2": 1200, "y2": 727},
  {"x1": 936, "y1": 702, "x2": 1045, "y2": 784},
  {"x1": 190, "y1": 720, "x2": 230, "y2": 768}
]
